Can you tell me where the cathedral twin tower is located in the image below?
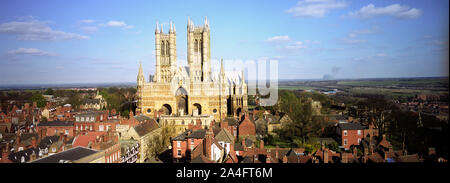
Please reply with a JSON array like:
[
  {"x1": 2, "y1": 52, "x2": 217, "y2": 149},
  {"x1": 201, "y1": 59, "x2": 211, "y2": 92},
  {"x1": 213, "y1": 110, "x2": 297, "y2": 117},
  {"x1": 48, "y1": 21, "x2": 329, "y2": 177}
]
[
  {"x1": 137, "y1": 17, "x2": 247, "y2": 122},
  {"x1": 154, "y1": 17, "x2": 211, "y2": 83}
]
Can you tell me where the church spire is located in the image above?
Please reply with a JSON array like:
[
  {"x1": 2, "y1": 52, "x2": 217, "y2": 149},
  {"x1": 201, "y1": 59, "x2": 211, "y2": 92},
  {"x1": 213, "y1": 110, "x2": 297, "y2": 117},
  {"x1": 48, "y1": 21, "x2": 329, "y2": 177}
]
[
  {"x1": 220, "y1": 59, "x2": 225, "y2": 77},
  {"x1": 138, "y1": 61, "x2": 143, "y2": 77},
  {"x1": 170, "y1": 21, "x2": 173, "y2": 33},
  {"x1": 155, "y1": 21, "x2": 159, "y2": 33},
  {"x1": 137, "y1": 61, "x2": 144, "y2": 85}
]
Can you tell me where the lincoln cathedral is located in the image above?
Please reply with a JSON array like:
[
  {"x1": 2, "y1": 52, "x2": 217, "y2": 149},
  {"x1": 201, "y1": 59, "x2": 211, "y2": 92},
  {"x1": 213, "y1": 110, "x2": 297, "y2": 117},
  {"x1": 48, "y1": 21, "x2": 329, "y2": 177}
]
[{"x1": 136, "y1": 17, "x2": 248, "y2": 124}]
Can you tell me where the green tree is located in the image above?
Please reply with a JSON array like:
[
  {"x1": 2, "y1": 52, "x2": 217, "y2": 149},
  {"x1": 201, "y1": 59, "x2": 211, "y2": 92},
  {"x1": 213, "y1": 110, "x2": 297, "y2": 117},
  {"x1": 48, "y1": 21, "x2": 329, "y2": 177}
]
[
  {"x1": 31, "y1": 92, "x2": 46, "y2": 108},
  {"x1": 67, "y1": 93, "x2": 82, "y2": 109},
  {"x1": 44, "y1": 88, "x2": 54, "y2": 95},
  {"x1": 147, "y1": 125, "x2": 176, "y2": 160}
]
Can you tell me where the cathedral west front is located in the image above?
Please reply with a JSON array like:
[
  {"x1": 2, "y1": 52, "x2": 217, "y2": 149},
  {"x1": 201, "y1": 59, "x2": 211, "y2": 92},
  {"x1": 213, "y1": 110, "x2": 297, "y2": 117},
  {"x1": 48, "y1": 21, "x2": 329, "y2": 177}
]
[{"x1": 136, "y1": 17, "x2": 248, "y2": 125}]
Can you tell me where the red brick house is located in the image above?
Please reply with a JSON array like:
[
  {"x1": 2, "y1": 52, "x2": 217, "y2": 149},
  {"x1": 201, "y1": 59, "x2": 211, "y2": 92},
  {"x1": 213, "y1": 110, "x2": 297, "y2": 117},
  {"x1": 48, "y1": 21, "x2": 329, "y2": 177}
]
[
  {"x1": 171, "y1": 129, "x2": 206, "y2": 162},
  {"x1": 74, "y1": 111, "x2": 118, "y2": 134},
  {"x1": 336, "y1": 122, "x2": 368, "y2": 150},
  {"x1": 238, "y1": 114, "x2": 256, "y2": 139},
  {"x1": 36, "y1": 121, "x2": 75, "y2": 137}
]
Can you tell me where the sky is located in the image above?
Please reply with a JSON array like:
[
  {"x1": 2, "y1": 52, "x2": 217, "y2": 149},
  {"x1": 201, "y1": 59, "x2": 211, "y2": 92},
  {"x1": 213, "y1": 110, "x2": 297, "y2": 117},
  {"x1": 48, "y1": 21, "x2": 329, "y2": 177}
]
[{"x1": 0, "y1": 0, "x2": 448, "y2": 85}]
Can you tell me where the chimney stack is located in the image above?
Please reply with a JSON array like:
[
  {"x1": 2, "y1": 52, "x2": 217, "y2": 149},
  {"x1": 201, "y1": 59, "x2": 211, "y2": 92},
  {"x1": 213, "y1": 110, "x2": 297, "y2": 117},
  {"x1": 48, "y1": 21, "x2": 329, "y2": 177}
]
[
  {"x1": 275, "y1": 145, "x2": 279, "y2": 159},
  {"x1": 323, "y1": 150, "x2": 329, "y2": 163}
]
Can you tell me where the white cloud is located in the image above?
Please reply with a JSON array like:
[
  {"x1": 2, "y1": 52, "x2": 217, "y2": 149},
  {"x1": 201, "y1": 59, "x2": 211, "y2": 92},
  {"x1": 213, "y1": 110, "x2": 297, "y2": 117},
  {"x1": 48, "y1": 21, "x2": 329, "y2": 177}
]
[
  {"x1": 340, "y1": 37, "x2": 367, "y2": 44},
  {"x1": 100, "y1": 21, "x2": 134, "y2": 29},
  {"x1": 80, "y1": 26, "x2": 98, "y2": 33},
  {"x1": 286, "y1": 41, "x2": 307, "y2": 49},
  {"x1": 80, "y1": 19, "x2": 95, "y2": 24},
  {"x1": 287, "y1": 0, "x2": 347, "y2": 18},
  {"x1": 375, "y1": 53, "x2": 387, "y2": 57},
  {"x1": 348, "y1": 4, "x2": 422, "y2": 19},
  {"x1": 0, "y1": 19, "x2": 89, "y2": 41},
  {"x1": 266, "y1": 35, "x2": 291, "y2": 43},
  {"x1": 7, "y1": 48, "x2": 57, "y2": 56},
  {"x1": 340, "y1": 27, "x2": 380, "y2": 45}
]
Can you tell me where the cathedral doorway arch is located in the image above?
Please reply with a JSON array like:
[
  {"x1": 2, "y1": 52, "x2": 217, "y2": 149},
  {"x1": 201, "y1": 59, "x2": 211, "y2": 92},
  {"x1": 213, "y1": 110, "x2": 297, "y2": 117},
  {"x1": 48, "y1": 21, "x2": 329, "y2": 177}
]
[
  {"x1": 162, "y1": 104, "x2": 172, "y2": 115},
  {"x1": 236, "y1": 107, "x2": 242, "y2": 117},
  {"x1": 193, "y1": 103, "x2": 202, "y2": 115},
  {"x1": 176, "y1": 87, "x2": 188, "y2": 115}
]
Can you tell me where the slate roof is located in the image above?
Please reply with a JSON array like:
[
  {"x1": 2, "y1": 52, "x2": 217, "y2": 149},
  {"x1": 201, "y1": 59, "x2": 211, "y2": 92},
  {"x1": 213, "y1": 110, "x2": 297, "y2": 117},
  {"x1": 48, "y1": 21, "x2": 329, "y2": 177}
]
[
  {"x1": 134, "y1": 115, "x2": 151, "y2": 122},
  {"x1": 133, "y1": 118, "x2": 159, "y2": 137},
  {"x1": 214, "y1": 128, "x2": 234, "y2": 143},
  {"x1": 395, "y1": 154, "x2": 422, "y2": 162},
  {"x1": 31, "y1": 146, "x2": 99, "y2": 163},
  {"x1": 172, "y1": 130, "x2": 189, "y2": 141},
  {"x1": 191, "y1": 154, "x2": 213, "y2": 163},
  {"x1": 337, "y1": 122, "x2": 367, "y2": 130},
  {"x1": 38, "y1": 135, "x2": 60, "y2": 149},
  {"x1": 224, "y1": 117, "x2": 239, "y2": 126},
  {"x1": 8, "y1": 147, "x2": 39, "y2": 163},
  {"x1": 188, "y1": 129, "x2": 206, "y2": 139},
  {"x1": 37, "y1": 121, "x2": 74, "y2": 127}
]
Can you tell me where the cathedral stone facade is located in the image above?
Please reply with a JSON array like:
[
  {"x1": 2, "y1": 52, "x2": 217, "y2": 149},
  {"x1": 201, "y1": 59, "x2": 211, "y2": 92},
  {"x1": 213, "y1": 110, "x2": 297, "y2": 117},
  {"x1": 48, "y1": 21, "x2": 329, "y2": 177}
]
[{"x1": 137, "y1": 17, "x2": 248, "y2": 122}]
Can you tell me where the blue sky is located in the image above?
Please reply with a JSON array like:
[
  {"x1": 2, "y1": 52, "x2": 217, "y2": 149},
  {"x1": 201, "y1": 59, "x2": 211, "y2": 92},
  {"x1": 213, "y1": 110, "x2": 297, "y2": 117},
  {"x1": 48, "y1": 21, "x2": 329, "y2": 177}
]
[{"x1": 0, "y1": 0, "x2": 448, "y2": 85}]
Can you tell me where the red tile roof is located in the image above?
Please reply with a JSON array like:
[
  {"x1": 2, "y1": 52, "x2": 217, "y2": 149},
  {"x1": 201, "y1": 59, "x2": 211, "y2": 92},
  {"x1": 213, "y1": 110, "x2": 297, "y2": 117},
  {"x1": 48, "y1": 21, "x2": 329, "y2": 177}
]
[{"x1": 72, "y1": 132, "x2": 106, "y2": 148}]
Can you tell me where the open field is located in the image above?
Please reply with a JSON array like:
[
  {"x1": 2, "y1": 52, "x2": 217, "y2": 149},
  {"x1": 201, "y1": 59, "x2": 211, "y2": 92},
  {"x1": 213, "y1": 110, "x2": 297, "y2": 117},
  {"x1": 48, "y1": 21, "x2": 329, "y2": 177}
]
[{"x1": 278, "y1": 77, "x2": 449, "y2": 100}]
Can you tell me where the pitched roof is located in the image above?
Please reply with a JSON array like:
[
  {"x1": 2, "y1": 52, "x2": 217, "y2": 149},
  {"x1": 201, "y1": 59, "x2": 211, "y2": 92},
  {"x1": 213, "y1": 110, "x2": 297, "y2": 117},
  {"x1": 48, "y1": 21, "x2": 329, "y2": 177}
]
[
  {"x1": 72, "y1": 132, "x2": 106, "y2": 148},
  {"x1": 37, "y1": 121, "x2": 74, "y2": 127},
  {"x1": 338, "y1": 122, "x2": 367, "y2": 130},
  {"x1": 134, "y1": 115, "x2": 151, "y2": 122},
  {"x1": 8, "y1": 147, "x2": 39, "y2": 163},
  {"x1": 191, "y1": 154, "x2": 214, "y2": 163},
  {"x1": 38, "y1": 135, "x2": 60, "y2": 149},
  {"x1": 395, "y1": 154, "x2": 422, "y2": 162},
  {"x1": 133, "y1": 118, "x2": 159, "y2": 137},
  {"x1": 31, "y1": 146, "x2": 99, "y2": 163},
  {"x1": 214, "y1": 128, "x2": 234, "y2": 143},
  {"x1": 188, "y1": 129, "x2": 206, "y2": 139}
]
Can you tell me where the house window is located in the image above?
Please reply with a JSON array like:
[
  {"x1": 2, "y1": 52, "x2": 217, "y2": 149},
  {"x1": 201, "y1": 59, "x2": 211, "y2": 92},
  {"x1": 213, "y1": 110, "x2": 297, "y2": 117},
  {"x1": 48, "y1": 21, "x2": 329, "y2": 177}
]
[
  {"x1": 99, "y1": 125, "x2": 104, "y2": 131},
  {"x1": 76, "y1": 125, "x2": 78, "y2": 130},
  {"x1": 81, "y1": 117, "x2": 85, "y2": 121},
  {"x1": 344, "y1": 139, "x2": 348, "y2": 145},
  {"x1": 357, "y1": 130, "x2": 361, "y2": 135},
  {"x1": 90, "y1": 125, "x2": 93, "y2": 131},
  {"x1": 358, "y1": 138, "x2": 361, "y2": 144},
  {"x1": 76, "y1": 117, "x2": 79, "y2": 122},
  {"x1": 91, "y1": 117, "x2": 95, "y2": 122},
  {"x1": 343, "y1": 130, "x2": 348, "y2": 136},
  {"x1": 177, "y1": 149, "x2": 181, "y2": 157},
  {"x1": 177, "y1": 141, "x2": 181, "y2": 148},
  {"x1": 21, "y1": 156, "x2": 25, "y2": 163},
  {"x1": 65, "y1": 130, "x2": 69, "y2": 135}
]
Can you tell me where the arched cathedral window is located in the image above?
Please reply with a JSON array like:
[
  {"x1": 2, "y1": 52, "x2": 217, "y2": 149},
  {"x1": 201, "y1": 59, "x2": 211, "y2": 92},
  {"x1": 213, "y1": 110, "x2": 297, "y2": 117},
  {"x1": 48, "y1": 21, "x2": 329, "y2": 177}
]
[
  {"x1": 166, "y1": 40, "x2": 169, "y2": 56},
  {"x1": 161, "y1": 41, "x2": 165, "y2": 56}
]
